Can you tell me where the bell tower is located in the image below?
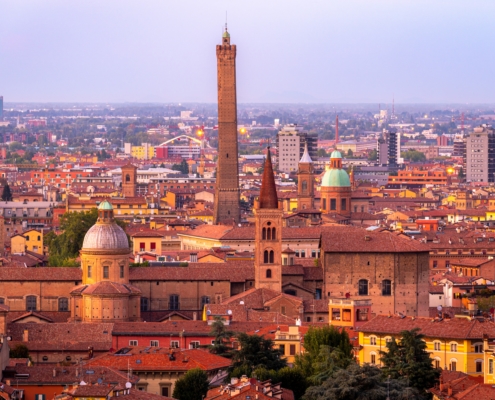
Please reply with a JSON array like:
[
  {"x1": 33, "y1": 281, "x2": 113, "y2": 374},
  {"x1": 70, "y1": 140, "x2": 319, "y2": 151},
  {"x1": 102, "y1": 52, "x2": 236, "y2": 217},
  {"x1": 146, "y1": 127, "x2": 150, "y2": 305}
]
[
  {"x1": 121, "y1": 163, "x2": 137, "y2": 198},
  {"x1": 213, "y1": 25, "x2": 240, "y2": 224},
  {"x1": 297, "y1": 142, "x2": 314, "y2": 210},
  {"x1": 254, "y1": 148, "x2": 283, "y2": 292}
]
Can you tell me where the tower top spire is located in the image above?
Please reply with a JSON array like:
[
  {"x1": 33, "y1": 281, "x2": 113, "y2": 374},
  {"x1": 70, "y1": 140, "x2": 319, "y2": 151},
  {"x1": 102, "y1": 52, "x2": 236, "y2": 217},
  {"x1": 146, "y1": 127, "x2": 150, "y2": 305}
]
[
  {"x1": 299, "y1": 141, "x2": 313, "y2": 163},
  {"x1": 259, "y1": 147, "x2": 278, "y2": 209}
]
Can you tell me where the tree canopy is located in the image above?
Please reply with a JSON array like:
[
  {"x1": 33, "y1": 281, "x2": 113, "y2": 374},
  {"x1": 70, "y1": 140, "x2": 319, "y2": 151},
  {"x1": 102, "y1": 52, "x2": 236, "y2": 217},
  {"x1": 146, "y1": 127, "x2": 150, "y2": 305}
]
[
  {"x1": 303, "y1": 363, "x2": 420, "y2": 400},
  {"x1": 380, "y1": 328, "x2": 440, "y2": 395},
  {"x1": 172, "y1": 368, "x2": 209, "y2": 400},
  {"x1": 1, "y1": 184, "x2": 12, "y2": 201},
  {"x1": 172, "y1": 159, "x2": 189, "y2": 174},
  {"x1": 209, "y1": 316, "x2": 235, "y2": 358},
  {"x1": 230, "y1": 333, "x2": 286, "y2": 378},
  {"x1": 47, "y1": 208, "x2": 128, "y2": 266}
]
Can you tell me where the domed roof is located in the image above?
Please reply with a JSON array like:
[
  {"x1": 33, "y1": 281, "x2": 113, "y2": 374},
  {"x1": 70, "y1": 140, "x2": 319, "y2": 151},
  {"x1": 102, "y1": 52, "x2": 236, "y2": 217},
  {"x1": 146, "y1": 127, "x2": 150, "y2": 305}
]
[
  {"x1": 82, "y1": 223, "x2": 129, "y2": 251},
  {"x1": 321, "y1": 168, "x2": 351, "y2": 188},
  {"x1": 98, "y1": 200, "x2": 113, "y2": 210},
  {"x1": 330, "y1": 150, "x2": 342, "y2": 159}
]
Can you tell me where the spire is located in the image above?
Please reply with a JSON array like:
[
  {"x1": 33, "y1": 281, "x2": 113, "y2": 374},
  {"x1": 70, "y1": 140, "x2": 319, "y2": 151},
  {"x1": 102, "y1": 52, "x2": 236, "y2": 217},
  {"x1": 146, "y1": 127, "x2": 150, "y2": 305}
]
[
  {"x1": 335, "y1": 115, "x2": 339, "y2": 145},
  {"x1": 259, "y1": 147, "x2": 278, "y2": 209},
  {"x1": 299, "y1": 141, "x2": 313, "y2": 163}
]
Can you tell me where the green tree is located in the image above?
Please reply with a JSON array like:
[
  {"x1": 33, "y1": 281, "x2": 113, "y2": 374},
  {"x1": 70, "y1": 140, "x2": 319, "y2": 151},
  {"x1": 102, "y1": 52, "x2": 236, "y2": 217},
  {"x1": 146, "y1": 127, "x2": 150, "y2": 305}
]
[
  {"x1": 401, "y1": 150, "x2": 426, "y2": 162},
  {"x1": 458, "y1": 167, "x2": 465, "y2": 180},
  {"x1": 317, "y1": 148, "x2": 328, "y2": 158},
  {"x1": 172, "y1": 159, "x2": 189, "y2": 174},
  {"x1": 231, "y1": 333, "x2": 286, "y2": 377},
  {"x1": 1, "y1": 184, "x2": 12, "y2": 201},
  {"x1": 347, "y1": 149, "x2": 353, "y2": 157},
  {"x1": 209, "y1": 316, "x2": 234, "y2": 357},
  {"x1": 380, "y1": 328, "x2": 439, "y2": 395},
  {"x1": 10, "y1": 344, "x2": 30, "y2": 358},
  {"x1": 9, "y1": 141, "x2": 23, "y2": 151},
  {"x1": 368, "y1": 149, "x2": 377, "y2": 161},
  {"x1": 295, "y1": 326, "x2": 353, "y2": 381},
  {"x1": 48, "y1": 208, "x2": 128, "y2": 266},
  {"x1": 303, "y1": 363, "x2": 420, "y2": 400},
  {"x1": 252, "y1": 367, "x2": 308, "y2": 400},
  {"x1": 172, "y1": 368, "x2": 209, "y2": 400}
]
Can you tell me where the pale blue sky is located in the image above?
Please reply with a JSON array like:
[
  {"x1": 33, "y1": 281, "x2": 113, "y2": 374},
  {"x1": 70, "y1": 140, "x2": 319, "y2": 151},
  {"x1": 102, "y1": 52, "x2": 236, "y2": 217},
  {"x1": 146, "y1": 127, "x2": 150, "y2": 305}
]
[{"x1": 1, "y1": 0, "x2": 494, "y2": 104}]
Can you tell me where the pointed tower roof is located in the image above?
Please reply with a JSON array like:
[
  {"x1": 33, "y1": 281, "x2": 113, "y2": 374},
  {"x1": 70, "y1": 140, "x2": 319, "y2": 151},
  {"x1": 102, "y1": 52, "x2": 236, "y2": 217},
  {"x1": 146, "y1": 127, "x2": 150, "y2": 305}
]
[
  {"x1": 299, "y1": 141, "x2": 313, "y2": 163},
  {"x1": 259, "y1": 147, "x2": 278, "y2": 209}
]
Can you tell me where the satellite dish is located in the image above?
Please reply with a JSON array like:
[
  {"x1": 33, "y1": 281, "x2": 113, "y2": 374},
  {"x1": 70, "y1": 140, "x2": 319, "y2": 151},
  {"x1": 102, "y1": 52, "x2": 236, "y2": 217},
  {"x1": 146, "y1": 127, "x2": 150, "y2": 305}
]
[
  {"x1": 227, "y1": 310, "x2": 232, "y2": 315},
  {"x1": 97, "y1": 378, "x2": 103, "y2": 384},
  {"x1": 240, "y1": 301, "x2": 245, "y2": 305},
  {"x1": 125, "y1": 382, "x2": 132, "y2": 389},
  {"x1": 206, "y1": 310, "x2": 211, "y2": 315},
  {"x1": 437, "y1": 305, "x2": 443, "y2": 311}
]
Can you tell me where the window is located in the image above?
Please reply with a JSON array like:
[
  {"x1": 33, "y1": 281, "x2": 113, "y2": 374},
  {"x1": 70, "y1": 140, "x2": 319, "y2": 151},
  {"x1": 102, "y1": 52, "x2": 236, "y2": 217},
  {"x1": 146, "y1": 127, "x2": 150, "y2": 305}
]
[
  {"x1": 140, "y1": 297, "x2": 149, "y2": 312},
  {"x1": 382, "y1": 280, "x2": 391, "y2": 296},
  {"x1": 330, "y1": 199, "x2": 336, "y2": 210},
  {"x1": 370, "y1": 336, "x2": 377, "y2": 345},
  {"x1": 189, "y1": 341, "x2": 200, "y2": 349},
  {"x1": 290, "y1": 344, "x2": 296, "y2": 356},
  {"x1": 26, "y1": 295, "x2": 37, "y2": 311},
  {"x1": 266, "y1": 269, "x2": 272, "y2": 278},
  {"x1": 434, "y1": 342, "x2": 441, "y2": 351},
  {"x1": 358, "y1": 279, "x2": 368, "y2": 295},
  {"x1": 370, "y1": 353, "x2": 376, "y2": 365},
  {"x1": 322, "y1": 198, "x2": 326, "y2": 210},
  {"x1": 0, "y1": 298, "x2": 4, "y2": 305},
  {"x1": 103, "y1": 266, "x2": 109, "y2": 279},
  {"x1": 264, "y1": 250, "x2": 269, "y2": 263},
  {"x1": 474, "y1": 343, "x2": 483, "y2": 353},
  {"x1": 433, "y1": 260, "x2": 438, "y2": 268},
  {"x1": 161, "y1": 387, "x2": 170, "y2": 397},
  {"x1": 476, "y1": 360, "x2": 483, "y2": 373},
  {"x1": 150, "y1": 242, "x2": 156, "y2": 251},
  {"x1": 150, "y1": 340, "x2": 159, "y2": 347},
  {"x1": 341, "y1": 198, "x2": 346, "y2": 211},
  {"x1": 279, "y1": 344, "x2": 285, "y2": 355},
  {"x1": 169, "y1": 294, "x2": 179, "y2": 310},
  {"x1": 88, "y1": 265, "x2": 92, "y2": 278},
  {"x1": 170, "y1": 340, "x2": 179, "y2": 348},
  {"x1": 281, "y1": 306, "x2": 286, "y2": 315},
  {"x1": 201, "y1": 296, "x2": 210, "y2": 308},
  {"x1": 129, "y1": 340, "x2": 138, "y2": 346},
  {"x1": 450, "y1": 343, "x2": 457, "y2": 352},
  {"x1": 120, "y1": 265, "x2": 124, "y2": 278},
  {"x1": 490, "y1": 359, "x2": 494, "y2": 374},
  {"x1": 434, "y1": 359, "x2": 441, "y2": 369},
  {"x1": 270, "y1": 250, "x2": 274, "y2": 263},
  {"x1": 450, "y1": 361, "x2": 457, "y2": 371},
  {"x1": 140, "y1": 242, "x2": 145, "y2": 251},
  {"x1": 58, "y1": 297, "x2": 69, "y2": 312}
]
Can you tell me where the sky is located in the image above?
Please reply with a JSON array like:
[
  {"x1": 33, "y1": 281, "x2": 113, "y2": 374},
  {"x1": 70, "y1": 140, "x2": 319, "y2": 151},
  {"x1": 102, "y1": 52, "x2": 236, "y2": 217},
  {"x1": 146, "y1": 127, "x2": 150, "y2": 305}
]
[{"x1": 1, "y1": 0, "x2": 494, "y2": 104}]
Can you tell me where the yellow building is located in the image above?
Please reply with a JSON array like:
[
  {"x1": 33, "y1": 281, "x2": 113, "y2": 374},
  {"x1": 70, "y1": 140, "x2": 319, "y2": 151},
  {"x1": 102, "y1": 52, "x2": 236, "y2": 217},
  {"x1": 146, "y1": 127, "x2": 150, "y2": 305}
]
[
  {"x1": 130, "y1": 144, "x2": 155, "y2": 160},
  {"x1": 67, "y1": 195, "x2": 168, "y2": 216},
  {"x1": 131, "y1": 231, "x2": 165, "y2": 254},
  {"x1": 274, "y1": 325, "x2": 304, "y2": 364},
  {"x1": 177, "y1": 225, "x2": 232, "y2": 251},
  {"x1": 189, "y1": 210, "x2": 214, "y2": 225},
  {"x1": 11, "y1": 229, "x2": 43, "y2": 255},
  {"x1": 358, "y1": 315, "x2": 489, "y2": 376}
]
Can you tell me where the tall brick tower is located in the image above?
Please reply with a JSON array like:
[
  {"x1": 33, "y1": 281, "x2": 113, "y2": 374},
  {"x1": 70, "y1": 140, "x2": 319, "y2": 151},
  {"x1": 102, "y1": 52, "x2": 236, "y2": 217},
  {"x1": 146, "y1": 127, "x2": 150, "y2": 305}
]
[
  {"x1": 297, "y1": 142, "x2": 315, "y2": 210},
  {"x1": 213, "y1": 25, "x2": 240, "y2": 224},
  {"x1": 121, "y1": 163, "x2": 137, "y2": 198},
  {"x1": 254, "y1": 148, "x2": 283, "y2": 292}
]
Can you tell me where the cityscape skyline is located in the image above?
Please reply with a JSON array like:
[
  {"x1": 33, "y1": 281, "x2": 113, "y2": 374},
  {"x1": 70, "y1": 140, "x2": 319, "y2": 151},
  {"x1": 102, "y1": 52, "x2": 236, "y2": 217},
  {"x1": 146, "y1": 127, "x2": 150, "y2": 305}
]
[{"x1": 1, "y1": 0, "x2": 494, "y2": 104}]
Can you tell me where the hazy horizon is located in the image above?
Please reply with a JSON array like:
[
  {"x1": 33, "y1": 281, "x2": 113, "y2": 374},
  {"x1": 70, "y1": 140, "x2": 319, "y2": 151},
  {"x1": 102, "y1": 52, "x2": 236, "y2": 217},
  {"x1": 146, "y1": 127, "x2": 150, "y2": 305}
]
[{"x1": 2, "y1": 1, "x2": 494, "y2": 104}]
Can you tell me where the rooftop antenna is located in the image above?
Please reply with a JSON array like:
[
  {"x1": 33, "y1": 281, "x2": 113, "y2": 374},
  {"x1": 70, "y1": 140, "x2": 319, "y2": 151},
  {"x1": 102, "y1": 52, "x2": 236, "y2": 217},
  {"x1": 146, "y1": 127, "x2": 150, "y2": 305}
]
[{"x1": 225, "y1": 11, "x2": 228, "y2": 31}]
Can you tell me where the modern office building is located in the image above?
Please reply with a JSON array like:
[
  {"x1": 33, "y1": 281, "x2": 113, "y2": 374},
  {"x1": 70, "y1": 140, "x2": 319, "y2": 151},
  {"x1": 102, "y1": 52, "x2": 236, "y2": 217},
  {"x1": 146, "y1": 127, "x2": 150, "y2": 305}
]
[
  {"x1": 277, "y1": 124, "x2": 317, "y2": 173},
  {"x1": 466, "y1": 125, "x2": 495, "y2": 183},
  {"x1": 377, "y1": 129, "x2": 402, "y2": 167}
]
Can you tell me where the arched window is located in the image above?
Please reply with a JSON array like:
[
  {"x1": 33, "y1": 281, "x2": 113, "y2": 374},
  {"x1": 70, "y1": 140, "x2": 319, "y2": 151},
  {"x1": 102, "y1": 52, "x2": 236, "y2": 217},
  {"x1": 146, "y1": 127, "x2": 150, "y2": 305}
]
[
  {"x1": 358, "y1": 279, "x2": 368, "y2": 295},
  {"x1": 125, "y1": 174, "x2": 130, "y2": 182},
  {"x1": 266, "y1": 269, "x2": 272, "y2": 278},
  {"x1": 450, "y1": 342, "x2": 458, "y2": 352},
  {"x1": 272, "y1": 228, "x2": 276, "y2": 240},
  {"x1": 382, "y1": 279, "x2": 392, "y2": 296},
  {"x1": 262, "y1": 227, "x2": 266, "y2": 240},
  {"x1": 103, "y1": 266, "x2": 109, "y2": 279},
  {"x1": 264, "y1": 250, "x2": 269, "y2": 264},
  {"x1": 267, "y1": 228, "x2": 271, "y2": 240},
  {"x1": 58, "y1": 297, "x2": 69, "y2": 312},
  {"x1": 269, "y1": 250, "x2": 274, "y2": 264},
  {"x1": 302, "y1": 181, "x2": 307, "y2": 191},
  {"x1": 26, "y1": 295, "x2": 37, "y2": 311}
]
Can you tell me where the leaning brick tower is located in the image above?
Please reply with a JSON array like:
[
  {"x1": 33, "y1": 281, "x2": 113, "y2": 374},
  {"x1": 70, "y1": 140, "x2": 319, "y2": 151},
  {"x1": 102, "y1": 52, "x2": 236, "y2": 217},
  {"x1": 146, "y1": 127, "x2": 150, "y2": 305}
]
[{"x1": 213, "y1": 25, "x2": 240, "y2": 224}]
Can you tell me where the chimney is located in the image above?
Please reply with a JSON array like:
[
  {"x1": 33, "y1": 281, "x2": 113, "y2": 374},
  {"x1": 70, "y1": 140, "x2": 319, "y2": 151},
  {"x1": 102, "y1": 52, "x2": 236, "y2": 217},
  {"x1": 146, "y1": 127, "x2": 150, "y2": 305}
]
[
  {"x1": 193, "y1": 312, "x2": 197, "y2": 321},
  {"x1": 23, "y1": 328, "x2": 29, "y2": 342},
  {"x1": 75, "y1": 368, "x2": 79, "y2": 378},
  {"x1": 190, "y1": 253, "x2": 198, "y2": 263},
  {"x1": 53, "y1": 369, "x2": 57, "y2": 378}
]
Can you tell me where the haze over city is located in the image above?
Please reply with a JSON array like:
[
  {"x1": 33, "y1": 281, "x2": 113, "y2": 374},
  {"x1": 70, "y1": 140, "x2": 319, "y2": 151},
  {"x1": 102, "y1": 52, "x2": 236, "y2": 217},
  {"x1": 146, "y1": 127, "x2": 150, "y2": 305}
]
[{"x1": 2, "y1": 0, "x2": 495, "y2": 104}]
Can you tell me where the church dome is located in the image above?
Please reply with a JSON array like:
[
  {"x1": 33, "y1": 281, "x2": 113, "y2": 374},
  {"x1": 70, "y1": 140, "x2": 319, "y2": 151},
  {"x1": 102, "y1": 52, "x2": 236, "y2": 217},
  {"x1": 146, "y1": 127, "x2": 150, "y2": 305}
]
[
  {"x1": 321, "y1": 168, "x2": 351, "y2": 188},
  {"x1": 330, "y1": 150, "x2": 342, "y2": 159},
  {"x1": 82, "y1": 201, "x2": 129, "y2": 251}
]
